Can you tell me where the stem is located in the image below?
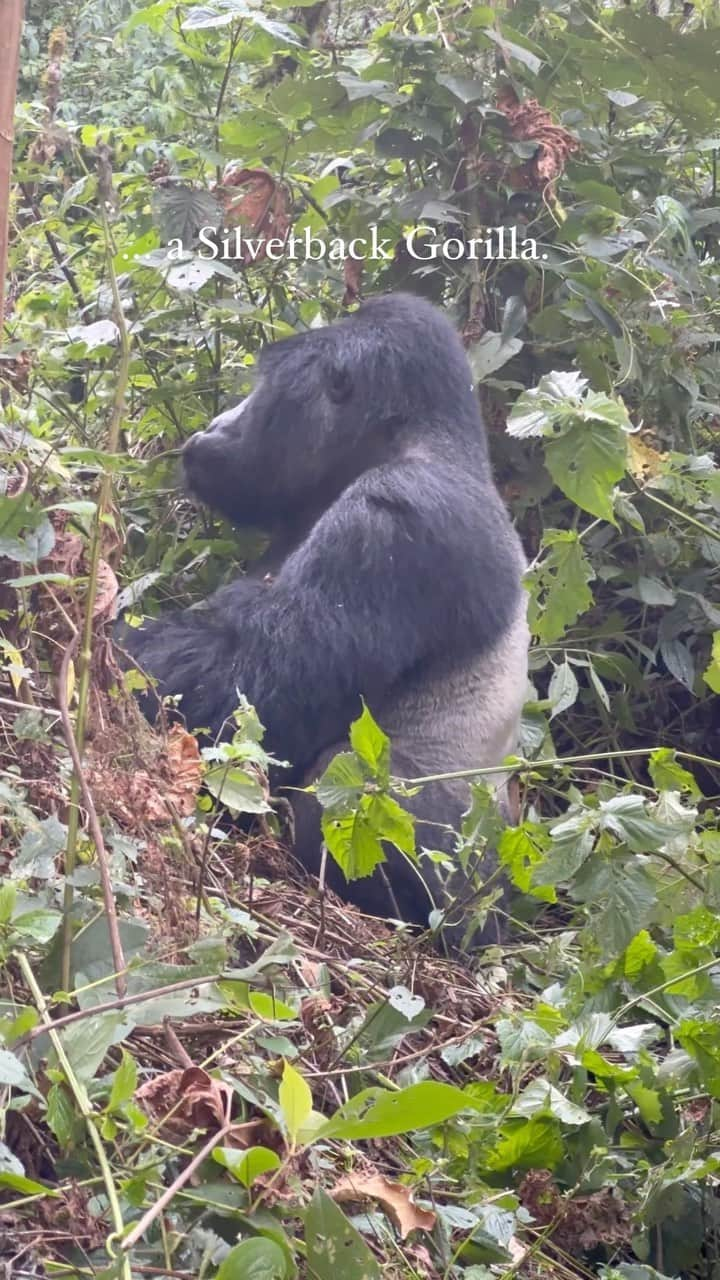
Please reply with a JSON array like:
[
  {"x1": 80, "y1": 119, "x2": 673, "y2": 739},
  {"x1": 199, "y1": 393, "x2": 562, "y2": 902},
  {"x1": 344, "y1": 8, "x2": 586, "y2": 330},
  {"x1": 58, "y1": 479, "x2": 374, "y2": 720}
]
[
  {"x1": 16, "y1": 951, "x2": 131, "y2": 1280},
  {"x1": 57, "y1": 639, "x2": 128, "y2": 997},
  {"x1": 60, "y1": 187, "x2": 131, "y2": 994},
  {"x1": 402, "y1": 747, "x2": 719, "y2": 788},
  {"x1": 120, "y1": 1119, "x2": 233, "y2": 1253}
]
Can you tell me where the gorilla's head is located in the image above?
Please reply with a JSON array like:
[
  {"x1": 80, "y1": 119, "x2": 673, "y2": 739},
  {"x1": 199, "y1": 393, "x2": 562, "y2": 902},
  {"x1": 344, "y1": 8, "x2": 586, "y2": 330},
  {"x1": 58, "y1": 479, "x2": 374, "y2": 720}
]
[{"x1": 183, "y1": 293, "x2": 485, "y2": 529}]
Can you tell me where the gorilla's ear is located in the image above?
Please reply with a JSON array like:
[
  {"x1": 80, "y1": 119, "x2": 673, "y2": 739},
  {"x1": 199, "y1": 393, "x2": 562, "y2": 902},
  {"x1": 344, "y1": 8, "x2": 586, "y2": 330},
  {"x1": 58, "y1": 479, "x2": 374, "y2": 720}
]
[{"x1": 324, "y1": 352, "x2": 354, "y2": 405}]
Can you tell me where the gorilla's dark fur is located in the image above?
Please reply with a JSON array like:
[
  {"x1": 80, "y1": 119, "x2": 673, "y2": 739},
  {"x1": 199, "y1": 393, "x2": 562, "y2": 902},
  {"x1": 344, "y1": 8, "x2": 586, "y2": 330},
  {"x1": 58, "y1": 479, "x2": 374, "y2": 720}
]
[{"x1": 119, "y1": 293, "x2": 529, "y2": 943}]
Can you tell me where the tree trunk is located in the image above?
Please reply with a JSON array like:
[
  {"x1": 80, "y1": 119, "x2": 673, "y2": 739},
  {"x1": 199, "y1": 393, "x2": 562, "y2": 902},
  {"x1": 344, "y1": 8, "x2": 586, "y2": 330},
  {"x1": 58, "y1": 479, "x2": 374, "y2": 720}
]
[{"x1": 0, "y1": 0, "x2": 24, "y2": 340}]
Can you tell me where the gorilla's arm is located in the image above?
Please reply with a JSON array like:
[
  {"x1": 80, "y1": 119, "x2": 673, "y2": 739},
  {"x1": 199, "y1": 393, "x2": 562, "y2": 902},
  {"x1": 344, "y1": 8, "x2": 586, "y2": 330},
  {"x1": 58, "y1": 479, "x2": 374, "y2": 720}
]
[{"x1": 121, "y1": 459, "x2": 515, "y2": 771}]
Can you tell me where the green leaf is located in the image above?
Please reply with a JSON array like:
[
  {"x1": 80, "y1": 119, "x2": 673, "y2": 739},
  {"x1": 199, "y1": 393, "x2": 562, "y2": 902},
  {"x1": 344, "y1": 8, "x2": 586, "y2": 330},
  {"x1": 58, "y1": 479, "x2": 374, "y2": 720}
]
[
  {"x1": 46, "y1": 1083, "x2": 77, "y2": 1146},
  {"x1": 366, "y1": 793, "x2": 415, "y2": 856},
  {"x1": 485, "y1": 1116, "x2": 563, "y2": 1172},
  {"x1": 321, "y1": 799, "x2": 386, "y2": 881},
  {"x1": 527, "y1": 530, "x2": 594, "y2": 643},
  {"x1": 54, "y1": 1013, "x2": 129, "y2": 1084},
  {"x1": 0, "y1": 882, "x2": 16, "y2": 923},
  {"x1": 278, "y1": 1060, "x2": 312, "y2": 1145},
  {"x1": 205, "y1": 766, "x2": 270, "y2": 814},
  {"x1": 108, "y1": 1051, "x2": 138, "y2": 1111},
  {"x1": 598, "y1": 794, "x2": 675, "y2": 853},
  {"x1": 548, "y1": 660, "x2": 579, "y2": 718},
  {"x1": 513, "y1": 1079, "x2": 591, "y2": 1127},
  {"x1": 215, "y1": 1238, "x2": 290, "y2": 1280},
  {"x1": 315, "y1": 752, "x2": 366, "y2": 810},
  {"x1": 468, "y1": 332, "x2": 523, "y2": 382},
  {"x1": 435, "y1": 73, "x2": 486, "y2": 104},
  {"x1": 703, "y1": 631, "x2": 720, "y2": 694},
  {"x1": 247, "y1": 990, "x2": 297, "y2": 1022},
  {"x1": 319, "y1": 1081, "x2": 473, "y2": 1141},
  {"x1": 660, "y1": 638, "x2": 695, "y2": 691},
  {"x1": 545, "y1": 419, "x2": 628, "y2": 523},
  {"x1": 648, "y1": 748, "x2": 701, "y2": 798},
  {"x1": 305, "y1": 1189, "x2": 381, "y2": 1280},
  {"x1": 153, "y1": 184, "x2": 223, "y2": 246},
  {"x1": 214, "y1": 1146, "x2": 281, "y2": 1187},
  {"x1": 625, "y1": 1081, "x2": 663, "y2": 1126},
  {"x1": 0, "y1": 1047, "x2": 37, "y2": 1095},
  {"x1": 623, "y1": 930, "x2": 658, "y2": 979},
  {"x1": 482, "y1": 27, "x2": 544, "y2": 74},
  {"x1": 349, "y1": 703, "x2": 390, "y2": 782}
]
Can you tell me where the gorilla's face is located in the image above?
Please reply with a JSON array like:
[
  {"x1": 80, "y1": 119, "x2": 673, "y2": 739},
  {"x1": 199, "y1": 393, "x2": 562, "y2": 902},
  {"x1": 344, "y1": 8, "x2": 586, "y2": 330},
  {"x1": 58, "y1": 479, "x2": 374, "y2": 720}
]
[
  {"x1": 182, "y1": 328, "x2": 368, "y2": 529},
  {"x1": 181, "y1": 293, "x2": 481, "y2": 531}
]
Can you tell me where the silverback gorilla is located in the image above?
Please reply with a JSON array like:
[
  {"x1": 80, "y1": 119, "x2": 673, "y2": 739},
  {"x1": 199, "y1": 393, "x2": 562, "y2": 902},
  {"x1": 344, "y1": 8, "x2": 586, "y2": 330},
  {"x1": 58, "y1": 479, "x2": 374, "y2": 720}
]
[{"x1": 119, "y1": 293, "x2": 529, "y2": 944}]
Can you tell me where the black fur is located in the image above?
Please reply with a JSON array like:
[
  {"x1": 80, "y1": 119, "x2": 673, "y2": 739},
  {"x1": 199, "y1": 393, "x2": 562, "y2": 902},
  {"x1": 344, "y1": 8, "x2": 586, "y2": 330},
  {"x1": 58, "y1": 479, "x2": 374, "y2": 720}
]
[{"x1": 119, "y1": 294, "x2": 527, "y2": 941}]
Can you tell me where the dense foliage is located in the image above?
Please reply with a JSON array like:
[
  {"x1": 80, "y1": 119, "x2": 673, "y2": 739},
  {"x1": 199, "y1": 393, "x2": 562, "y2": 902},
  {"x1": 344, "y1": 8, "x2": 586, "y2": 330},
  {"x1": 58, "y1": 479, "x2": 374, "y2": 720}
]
[{"x1": 1, "y1": 0, "x2": 720, "y2": 1276}]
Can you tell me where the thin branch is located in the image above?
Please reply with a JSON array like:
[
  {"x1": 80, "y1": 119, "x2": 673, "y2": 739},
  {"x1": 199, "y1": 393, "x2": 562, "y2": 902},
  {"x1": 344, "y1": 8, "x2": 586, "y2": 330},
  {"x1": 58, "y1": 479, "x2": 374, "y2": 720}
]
[
  {"x1": 60, "y1": 174, "x2": 131, "y2": 991},
  {"x1": 56, "y1": 638, "x2": 127, "y2": 997},
  {"x1": 16, "y1": 951, "x2": 131, "y2": 1280}
]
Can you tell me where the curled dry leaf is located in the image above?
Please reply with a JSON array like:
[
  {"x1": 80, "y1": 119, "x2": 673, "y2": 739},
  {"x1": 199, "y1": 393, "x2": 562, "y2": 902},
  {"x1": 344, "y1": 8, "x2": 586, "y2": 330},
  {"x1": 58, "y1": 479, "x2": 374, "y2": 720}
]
[
  {"x1": 332, "y1": 1172, "x2": 436, "y2": 1239},
  {"x1": 216, "y1": 166, "x2": 291, "y2": 264},
  {"x1": 627, "y1": 434, "x2": 667, "y2": 480},
  {"x1": 93, "y1": 558, "x2": 119, "y2": 619},
  {"x1": 136, "y1": 1066, "x2": 232, "y2": 1141},
  {"x1": 160, "y1": 724, "x2": 203, "y2": 817},
  {"x1": 342, "y1": 256, "x2": 363, "y2": 307},
  {"x1": 497, "y1": 87, "x2": 579, "y2": 188}
]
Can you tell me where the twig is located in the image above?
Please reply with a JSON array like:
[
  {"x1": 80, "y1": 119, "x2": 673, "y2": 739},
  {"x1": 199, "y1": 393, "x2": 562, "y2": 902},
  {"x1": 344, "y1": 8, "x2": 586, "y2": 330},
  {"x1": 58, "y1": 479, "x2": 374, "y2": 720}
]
[
  {"x1": 56, "y1": 638, "x2": 127, "y2": 998},
  {"x1": 16, "y1": 951, "x2": 131, "y2": 1280},
  {"x1": 60, "y1": 162, "x2": 131, "y2": 992},
  {"x1": 19, "y1": 971, "x2": 224, "y2": 1045},
  {"x1": 119, "y1": 1117, "x2": 233, "y2": 1253}
]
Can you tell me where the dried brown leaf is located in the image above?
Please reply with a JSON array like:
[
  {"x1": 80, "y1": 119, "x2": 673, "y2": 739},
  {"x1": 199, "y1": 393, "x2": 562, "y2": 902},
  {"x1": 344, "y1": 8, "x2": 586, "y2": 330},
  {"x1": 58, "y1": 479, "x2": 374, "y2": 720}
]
[
  {"x1": 136, "y1": 1066, "x2": 232, "y2": 1140},
  {"x1": 333, "y1": 1172, "x2": 436, "y2": 1239}
]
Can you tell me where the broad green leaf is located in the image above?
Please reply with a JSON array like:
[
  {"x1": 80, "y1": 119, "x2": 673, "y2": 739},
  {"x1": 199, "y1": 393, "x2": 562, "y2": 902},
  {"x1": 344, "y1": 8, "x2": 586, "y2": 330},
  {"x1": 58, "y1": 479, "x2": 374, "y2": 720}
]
[
  {"x1": 623, "y1": 930, "x2": 658, "y2": 978},
  {"x1": 485, "y1": 1116, "x2": 564, "y2": 1172},
  {"x1": 305, "y1": 1189, "x2": 381, "y2": 1280},
  {"x1": 315, "y1": 751, "x2": 366, "y2": 810},
  {"x1": 548, "y1": 660, "x2": 579, "y2": 718},
  {"x1": 215, "y1": 1238, "x2": 290, "y2": 1280},
  {"x1": 648, "y1": 748, "x2": 701, "y2": 797},
  {"x1": 205, "y1": 766, "x2": 269, "y2": 814},
  {"x1": 366, "y1": 793, "x2": 415, "y2": 856},
  {"x1": 321, "y1": 799, "x2": 386, "y2": 880},
  {"x1": 0, "y1": 1047, "x2": 37, "y2": 1095},
  {"x1": 598, "y1": 794, "x2": 675, "y2": 852},
  {"x1": 513, "y1": 1079, "x2": 591, "y2": 1127},
  {"x1": 482, "y1": 27, "x2": 544, "y2": 74},
  {"x1": 349, "y1": 703, "x2": 390, "y2": 781},
  {"x1": 318, "y1": 1081, "x2": 473, "y2": 1141},
  {"x1": 46, "y1": 1084, "x2": 77, "y2": 1147},
  {"x1": 108, "y1": 1051, "x2": 138, "y2": 1111},
  {"x1": 54, "y1": 1013, "x2": 130, "y2": 1084},
  {"x1": 526, "y1": 530, "x2": 594, "y2": 643},
  {"x1": 468, "y1": 332, "x2": 523, "y2": 382},
  {"x1": 214, "y1": 1146, "x2": 281, "y2": 1187},
  {"x1": 278, "y1": 1060, "x2": 312, "y2": 1145},
  {"x1": 545, "y1": 419, "x2": 628, "y2": 523}
]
